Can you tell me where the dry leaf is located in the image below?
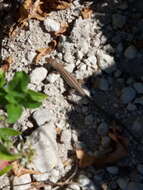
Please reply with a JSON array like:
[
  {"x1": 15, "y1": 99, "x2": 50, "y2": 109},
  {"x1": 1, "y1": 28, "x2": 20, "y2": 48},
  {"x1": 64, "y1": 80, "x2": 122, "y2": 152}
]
[
  {"x1": 76, "y1": 129, "x2": 128, "y2": 168},
  {"x1": 34, "y1": 40, "x2": 57, "y2": 64},
  {"x1": 81, "y1": 8, "x2": 93, "y2": 19},
  {"x1": 12, "y1": 161, "x2": 42, "y2": 177},
  {"x1": 1, "y1": 56, "x2": 13, "y2": 72}
]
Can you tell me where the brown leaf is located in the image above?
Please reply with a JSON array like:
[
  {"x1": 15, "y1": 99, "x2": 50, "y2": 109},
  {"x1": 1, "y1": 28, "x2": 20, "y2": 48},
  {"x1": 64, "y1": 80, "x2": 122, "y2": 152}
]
[
  {"x1": 34, "y1": 40, "x2": 57, "y2": 64},
  {"x1": 12, "y1": 161, "x2": 42, "y2": 177},
  {"x1": 1, "y1": 56, "x2": 13, "y2": 72},
  {"x1": 76, "y1": 129, "x2": 128, "y2": 168},
  {"x1": 81, "y1": 8, "x2": 93, "y2": 19}
]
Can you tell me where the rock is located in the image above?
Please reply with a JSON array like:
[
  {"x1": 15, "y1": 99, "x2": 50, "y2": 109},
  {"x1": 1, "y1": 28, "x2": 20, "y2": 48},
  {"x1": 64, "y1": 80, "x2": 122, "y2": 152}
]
[
  {"x1": 97, "y1": 122, "x2": 109, "y2": 136},
  {"x1": 134, "y1": 97, "x2": 143, "y2": 105},
  {"x1": 44, "y1": 18, "x2": 60, "y2": 32},
  {"x1": 121, "y1": 87, "x2": 136, "y2": 104},
  {"x1": 131, "y1": 119, "x2": 143, "y2": 137},
  {"x1": 33, "y1": 108, "x2": 52, "y2": 126},
  {"x1": 46, "y1": 73, "x2": 60, "y2": 83},
  {"x1": 30, "y1": 67, "x2": 48, "y2": 85},
  {"x1": 64, "y1": 64, "x2": 75, "y2": 73},
  {"x1": 78, "y1": 175, "x2": 97, "y2": 190},
  {"x1": 28, "y1": 124, "x2": 62, "y2": 172},
  {"x1": 25, "y1": 51, "x2": 36, "y2": 62},
  {"x1": 34, "y1": 173, "x2": 49, "y2": 181},
  {"x1": 137, "y1": 164, "x2": 143, "y2": 175},
  {"x1": 14, "y1": 174, "x2": 31, "y2": 190},
  {"x1": 112, "y1": 14, "x2": 126, "y2": 29},
  {"x1": 120, "y1": 57, "x2": 143, "y2": 77},
  {"x1": 124, "y1": 46, "x2": 137, "y2": 59},
  {"x1": 117, "y1": 177, "x2": 128, "y2": 189},
  {"x1": 126, "y1": 103, "x2": 137, "y2": 111},
  {"x1": 99, "y1": 78, "x2": 109, "y2": 91},
  {"x1": 86, "y1": 55, "x2": 97, "y2": 66},
  {"x1": 68, "y1": 184, "x2": 81, "y2": 190},
  {"x1": 126, "y1": 182, "x2": 143, "y2": 190},
  {"x1": 133, "y1": 82, "x2": 143, "y2": 94},
  {"x1": 106, "y1": 166, "x2": 119, "y2": 175},
  {"x1": 98, "y1": 51, "x2": 116, "y2": 73}
]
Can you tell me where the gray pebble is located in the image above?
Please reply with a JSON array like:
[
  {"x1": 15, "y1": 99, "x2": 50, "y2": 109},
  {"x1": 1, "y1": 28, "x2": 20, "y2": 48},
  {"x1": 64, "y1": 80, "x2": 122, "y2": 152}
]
[
  {"x1": 126, "y1": 103, "x2": 137, "y2": 111},
  {"x1": 97, "y1": 122, "x2": 109, "y2": 136},
  {"x1": 47, "y1": 73, "x2": 60, "y2": 83},
  {"x1": 106, "y1": 166, "x2": 119, "y2": 175},
  {"x1": 30, "y1": 67, "x2": 48, "y2": 85},
  {"x1": 126, "y1": 182, "x2": 143, "y2": 190},
  {"x1": 133, "y1": 82, "x2": 143, "y2": 94},
  {"x1": 33, "y1": 109, "x2": 52, "y2": 126},
  {"x1": 137, "y1": 164, "x2": 143, "y2": 175},
  {"x1": 134, "y1": 97, "x2": 143, "y2": 105},
  {"x1": 121, "y1": 87, "x2": 136, "y2": 104},
  {"x1": 44, "y1": 18, "x2": 60, "y2": 32},
  {"x1": 117, "y1": 177, "x2": 129, "y2": 189},
  {"x1": 124, "y1": 45, "x2": 137, "y2": 59},
  {"x1": 112, "y1": 14, "x2": 126, "y2": 29},
  {"x1": 99, "y1": 78, "x2": 109, "y2": 91}
]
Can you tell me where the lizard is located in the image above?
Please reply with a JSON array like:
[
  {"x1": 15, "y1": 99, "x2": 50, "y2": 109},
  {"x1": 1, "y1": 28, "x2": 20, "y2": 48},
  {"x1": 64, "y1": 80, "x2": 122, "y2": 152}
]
[{"x1": 46, "y1": 58, "x2": 143, "y2": 145}]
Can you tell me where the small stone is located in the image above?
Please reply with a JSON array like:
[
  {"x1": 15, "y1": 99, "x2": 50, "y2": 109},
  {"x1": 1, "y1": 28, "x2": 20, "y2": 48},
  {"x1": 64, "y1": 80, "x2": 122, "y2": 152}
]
[
  {"x1": 137, "y1": 164, "x2": 143, "y2": 175},
  {"x1": 30, "y1": 67, "x2": 48, "y2": 85},
  {"x1": 97, "y1": 122, "x2": 109, "y2": 136},
  {"x1": 44, "y1": 18, "x2": 60, "y2": 32},
  {"x1": 99, "y1": 78, "x2": 109, "y2": 91},
  {"x1": 106, "y1": 166, "x2": 119, "y2": 175},
  {"x1": 121, "y1": 87, "x2": 136, "y2": 104},
  {"x1": 78, "y1": 175, "x2": 91, "y2": 186},
  {"x1": 86, "y1": 55, "x2": 97, "y2": 65},
  {"x1": 134, "y1": 97, "x2": 143, "y2": 105},
  {"x1": 78, "y1": 175, "x2": 96, "y2": 190},
  {"x1": 64, "y1": 64, "x2": 75, "y2": 73},
  {"x1": 124, "y1": 45, "x2": 137, "y2": 59},
  {"x1": 33, "y1": 109, "x2": 52, "y2": 126},
  {"x1": 127, "y1": 103, "x2": 137, "y2": 111},
  {"x1": 85, "y1": 114, "x2": 94, "y2": 125},
  {"x1": 126, "y1": 182, "x2": 143, "y2": 190},
  {"x1": 68, "y1": 184, "x2": 81, "y2": 190},
  {"x1": 25, "y1": 51, "x2": 36, "y2": 62},
  {"x1": 14, "y1": 174, "x2": 31, "y2": 190},
  {"x1": 117, "y1": 177, "x2": 128, "y2": 189},
  {"x1": 112, "y1": 14, "x2": 126, "y2": 29},
  {"x1": 47, "y1": 73, "x2": 60, "y2": 83},
  {"x1": 133, "y1": 82, "x2": 143, "y2": 94},
  {"x1": 28, "y1": 124, "x2": 62, "y2": 172},
  {"x1": 98, "y1": 51, "x2": 116, "y2": 73}
]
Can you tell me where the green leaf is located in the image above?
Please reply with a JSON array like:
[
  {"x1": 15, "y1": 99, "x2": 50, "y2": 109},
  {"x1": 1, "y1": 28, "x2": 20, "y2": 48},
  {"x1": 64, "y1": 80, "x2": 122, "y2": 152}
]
[
  {"x1": 27, "y1": 89, "x2": 48, "y2": 102},
  {"x1": 5, "y1": 91, "x2": 25, "y2": 104},
  {"x1": 0, "y1": 165, "x2": 12, "y2": 176},
  {"x1": 0, "y1": 128, "x2": 21, "y2": 140},
  {"x1": 0, "y1": 69, "x2": 6, "y2": 88},
  {"x1": 6, "y1": 104, "x2": 23, "y2": 123},
  {"x1": 7, "y1": 71, "x2": 30, "y2": 92},
  {"x1": 23, "y1": 100, "x2": 42, "y2": 109},
  {"x1": 0, "y1": 144, "x2": 21, "y2": 161}
]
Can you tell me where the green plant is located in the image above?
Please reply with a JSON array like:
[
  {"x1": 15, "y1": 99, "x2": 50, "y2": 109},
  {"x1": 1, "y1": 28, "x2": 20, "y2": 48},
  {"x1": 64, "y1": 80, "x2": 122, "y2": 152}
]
[
  {"x1": 0, "y1": 127, "x2": 21, "y2": 175},
  {"x1": 0, "y1": 70, "x2": 47, "y2": 123}
]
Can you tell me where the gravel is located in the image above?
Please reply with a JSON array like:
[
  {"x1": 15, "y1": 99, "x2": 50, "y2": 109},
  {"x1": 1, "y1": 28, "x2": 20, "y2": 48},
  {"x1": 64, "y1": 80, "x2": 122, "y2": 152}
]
[
  {"x1": 121, "y1": 87, "x2": 136, "y2": 104},
  {"x1": 1, "y1": 0, "x2": 143, "y2": 189}
]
